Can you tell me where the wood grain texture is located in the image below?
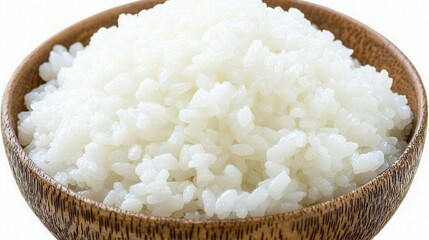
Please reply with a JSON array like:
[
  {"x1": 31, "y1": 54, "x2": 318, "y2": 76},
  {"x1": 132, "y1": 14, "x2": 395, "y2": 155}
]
[{"x1": 1, "y1": 0, "x2": 427, "y2": 239}]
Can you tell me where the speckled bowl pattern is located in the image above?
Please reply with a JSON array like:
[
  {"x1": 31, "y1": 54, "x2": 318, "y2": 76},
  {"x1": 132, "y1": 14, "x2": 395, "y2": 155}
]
[{"x1": 2, "y1": 0, "x2": 427, "y2": 239}]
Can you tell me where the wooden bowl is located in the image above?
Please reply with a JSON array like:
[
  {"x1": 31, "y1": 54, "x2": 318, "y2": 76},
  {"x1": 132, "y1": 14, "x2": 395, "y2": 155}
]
[{"x1": 2, "y1": 0, "x2": 427, "y2": 239}]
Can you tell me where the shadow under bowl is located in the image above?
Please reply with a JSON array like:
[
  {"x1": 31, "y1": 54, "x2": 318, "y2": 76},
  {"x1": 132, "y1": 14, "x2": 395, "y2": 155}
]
[{"x1": 2, "y1": 0, "x2": 427, "y2": 239}]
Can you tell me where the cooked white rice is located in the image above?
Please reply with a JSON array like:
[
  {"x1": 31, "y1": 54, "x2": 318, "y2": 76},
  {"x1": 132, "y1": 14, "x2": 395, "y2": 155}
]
[{"x1": 18, "y1": 0, "x2": 412, "y2": 219}]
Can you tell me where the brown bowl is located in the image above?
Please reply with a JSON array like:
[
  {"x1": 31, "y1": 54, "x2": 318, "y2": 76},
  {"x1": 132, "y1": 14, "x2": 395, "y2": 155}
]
[{"x1": 2, "y1": 0, "x2": 427, "y2": 239}]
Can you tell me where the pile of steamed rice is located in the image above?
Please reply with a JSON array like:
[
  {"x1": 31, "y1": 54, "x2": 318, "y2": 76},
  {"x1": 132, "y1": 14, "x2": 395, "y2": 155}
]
[{"x1": 18, "y1": 0, "x2": 412, "y2": 219}]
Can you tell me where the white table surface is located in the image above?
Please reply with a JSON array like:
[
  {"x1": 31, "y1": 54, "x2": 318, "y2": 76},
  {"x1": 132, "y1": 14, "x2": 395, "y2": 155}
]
[{"x1": 0, "y1": 1, "x2": 427, "y2": 239}]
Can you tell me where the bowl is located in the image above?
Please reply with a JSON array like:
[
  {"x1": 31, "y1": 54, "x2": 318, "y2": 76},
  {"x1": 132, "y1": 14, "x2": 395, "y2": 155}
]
[{"x1": 2, "y1": 0, "x2": 427, "y2": 239}]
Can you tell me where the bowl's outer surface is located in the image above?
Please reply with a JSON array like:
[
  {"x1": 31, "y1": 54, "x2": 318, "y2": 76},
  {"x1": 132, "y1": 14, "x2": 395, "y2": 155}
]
[{"x1": 2, "y1": 0, "x2": 427, "y2": 239}]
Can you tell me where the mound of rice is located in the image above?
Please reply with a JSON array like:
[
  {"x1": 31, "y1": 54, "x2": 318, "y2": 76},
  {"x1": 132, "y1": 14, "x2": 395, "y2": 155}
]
[{"x1": 18, "y1": 0, "x2": 412, "y2": 219}]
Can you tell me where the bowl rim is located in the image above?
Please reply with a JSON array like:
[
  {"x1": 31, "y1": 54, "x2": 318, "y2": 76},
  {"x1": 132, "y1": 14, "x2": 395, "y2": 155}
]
[{"x1": 2, "y1": 0, "x2": 427, "y2": 225}]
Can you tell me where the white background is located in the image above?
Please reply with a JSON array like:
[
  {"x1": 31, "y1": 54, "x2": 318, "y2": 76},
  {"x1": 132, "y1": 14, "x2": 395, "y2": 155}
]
[{"x1": 0, "y1": 0, "x2": 427, "y2": 239}]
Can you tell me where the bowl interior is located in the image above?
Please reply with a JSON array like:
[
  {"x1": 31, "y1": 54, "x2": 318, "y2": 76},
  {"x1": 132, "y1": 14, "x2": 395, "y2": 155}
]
[{"x1": 6, "y1": 0, "x2": 424, "y2": 142}]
